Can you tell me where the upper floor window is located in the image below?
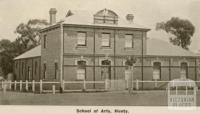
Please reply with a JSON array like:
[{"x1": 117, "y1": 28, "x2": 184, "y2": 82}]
[
  {"x1": 77, "y1": 32, "x2": 86, "y2": 46},
  {"x1": 43, "y1": 35, "x2": 47, "y2": 48},
  {"x1": 153, "y1": 62, "x2": 161, "y2": 80},
  {"x1": 125, "y1": 34, "x2": 133, "y2": 48},
  {"x1": 94, "y1": 9, "x2": 118, "y2": 25},
  {"x1": 101, "y1": 33, "x2": 110, "y2": 47}
]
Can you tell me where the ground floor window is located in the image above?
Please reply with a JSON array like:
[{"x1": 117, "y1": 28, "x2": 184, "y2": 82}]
[
  {"x1": 101, "y1": 60, "x2": 111, "y2": 80},
  {"x1": 55, "y1": 62, "x2": 58, "y2": 79},
  {"x1": 43, "y1": 63, "x2": 46, "y2": 79},
  {"x1": 153, "y1": 62, "x2": 161, "y2": 80},
  {"x1": 27, "y1": 66, "x2": 31, "y2": 80},
  {"x1": 77, "y1": 60, "x2": 86, "y2": 80},
  {"x1": 180, "y1": 62, "x2": 188, "y2": 78},
  {"x1": 124, "y1": 60, "x2": 132, "y2": 80}
]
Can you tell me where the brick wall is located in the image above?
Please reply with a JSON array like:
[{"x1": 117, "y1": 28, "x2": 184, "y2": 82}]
[
  {"x1": 41, "y1": 27, "x2": 61, "y2": 81},
  {"x1": 14, "y1": 57, "x2": 41, "y2": 81}
]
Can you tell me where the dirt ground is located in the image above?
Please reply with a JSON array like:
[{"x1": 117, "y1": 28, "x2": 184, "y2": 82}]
[{"x1": 0, "y1": 91, "x2": 199, "y2": 106}]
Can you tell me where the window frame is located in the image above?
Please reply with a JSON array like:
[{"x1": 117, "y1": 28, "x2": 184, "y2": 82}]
[
  {"x1": 43, "y1": 63, "x2": 46, "y2": 79},
  {"x1": 77, "y1": 32, "x2": 87, "y2": 46},
  {"x1": 180, "y1": 62, "x2": 188, "y2": 78},
  {"x1": 54, "y1": 62, "x2": 58, "y2": 79},
  {"x1": 76, "y1": 60, "x2": 87, "y2": 80},
  {"x1": 34, "y1": 61, "x2": 37, "y2": 75},
  {"x1": 153, "y1": 62, "x2": 161, "y2": 80},
  {"x1": 125, "y1": 34, "x2": 134, "y2": 48},
  {"x1": 101, "y1": 33, "x2": 111, "y2": 47},
  {"x1": 43, "y1": 35, "x2": 47, "y2": 49}
]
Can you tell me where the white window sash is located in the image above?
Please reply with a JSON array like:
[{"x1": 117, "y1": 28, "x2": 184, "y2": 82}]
[
  {"x1": 102, "y1": 34, "x2": 110, "y2": 46},
  {"x1": 77, "y1": 69, "x2": 85, "y2": 80},
  {"x1": 77, "y1": 33, "x2": 86, "y2": 45},
  {"x1": 153, "y1": 70, "x2": 160, "y2": 80},
  {"x1": 125, "y1": 35, "x2": 133, "y2": 48}
]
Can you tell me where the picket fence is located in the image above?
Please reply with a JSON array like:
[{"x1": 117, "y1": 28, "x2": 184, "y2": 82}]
[{"x1": 0, "y1": 80, "x2": 199, "y2": 94}]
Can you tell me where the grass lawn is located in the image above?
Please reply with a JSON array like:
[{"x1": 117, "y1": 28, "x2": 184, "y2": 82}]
[{"x1": 0, "y1": 91, "x2": 199, "y2": 106}]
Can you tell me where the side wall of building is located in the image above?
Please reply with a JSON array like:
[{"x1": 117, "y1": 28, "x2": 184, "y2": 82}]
[
  {"x1": 40, "y1": 26, "x2": 61, "y2": 81},
  {"x1": 14, "y1": 57, "x2": 41, "y2": 81}
]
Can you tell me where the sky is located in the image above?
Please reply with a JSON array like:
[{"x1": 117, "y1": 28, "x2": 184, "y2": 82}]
[{"x1": 0, "y1": 0, "x2": 200, "y2": 52}]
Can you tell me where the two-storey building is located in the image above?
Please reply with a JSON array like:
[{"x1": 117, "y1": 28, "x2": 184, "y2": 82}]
[{"x1": 14, "y1": 8, "x2": 200, "y2": 90}]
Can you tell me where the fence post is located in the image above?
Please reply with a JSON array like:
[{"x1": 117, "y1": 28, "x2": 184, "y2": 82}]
[
  {"x1": 20, "y1": 80, "x2": 22, "y2": 91},
  {"x1": 9, "y1": 80, "x2": 12, "y2": 90},
  {"x1": 126, "y1": 80, "x2": 128, "y2": 89},
  {"x1": 83, "y1": 80, "x2": 86, "y2": 91},
  {"x1": 32, "y1": 80, "x2": 35, "y2": 92},
  {"x1": 25, "y1": 80, "x2": 28, "y2": 91},
  {"x1": 105, "y1": 79, "x2": 108, "y2": 91},
  {"x1": 3, "y1": 84, "x2": 7, "y2": 93},
  {"x1": 52, "y1": 85, "x2": 55, "y2": 94},
  {"x1": 62, "y1": 80, "x2": 65, "y2": 91},
  {"x1": 39, "y1": 80, "x2": 42, "y2": 93},
  {"x1": 14, "y1": 80, "x2": 17, "y2": 91},
  {"x1": 136, "y1": 79, "x2": 139, "y2": 90}
]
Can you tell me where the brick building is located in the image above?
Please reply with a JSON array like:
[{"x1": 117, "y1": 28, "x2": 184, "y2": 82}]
[{"x1": 14, "y1": 8, "x2": 200, "y2": 90}]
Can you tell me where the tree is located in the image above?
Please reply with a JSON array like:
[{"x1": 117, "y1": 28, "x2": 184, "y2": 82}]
[
  {"x1": 0, "y1": 39, "x2": 15, "y2": 77},
  {"x1": 156, "y1": 17, "x2": 195, "y2": 50},
  {"x1": 0, "y1": 19, "x2": 48, "y2": 77},
  {"x1": 15, "y1": 19, "x2": 49, "y2": 52}
]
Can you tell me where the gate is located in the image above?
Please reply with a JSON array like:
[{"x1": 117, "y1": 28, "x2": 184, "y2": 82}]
[{"x1": 167, "y1": 78, "x2": 197, "y2": 107}]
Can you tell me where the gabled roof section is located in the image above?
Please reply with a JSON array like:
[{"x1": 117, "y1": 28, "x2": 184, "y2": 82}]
[
  {"x1": 14, "y1": 45, "x2": 41, "y2": 60},
  {"x1": 147, "y1": 38, "x2": 198, "y2": 57},
  {"x1": 94, "y1": 8, "x2": 118, "y2": 18},
  {"x1": 61, "y1": 9, "x2": 150, "y2": 30}
]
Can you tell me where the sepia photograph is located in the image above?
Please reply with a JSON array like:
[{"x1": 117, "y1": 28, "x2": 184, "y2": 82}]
[{"x1": 0, "y1": 0, "x2": 200, "y2": 113}]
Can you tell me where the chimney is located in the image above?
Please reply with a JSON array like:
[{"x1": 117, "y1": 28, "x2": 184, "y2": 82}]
[
  {"x1": 49, "y1": 8, "x2": 57, "y2": 25},
  {"x1": 126, "y1": 14, "x2": 134, "y2": 23}
]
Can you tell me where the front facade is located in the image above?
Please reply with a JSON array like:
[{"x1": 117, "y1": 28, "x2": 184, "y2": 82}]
[{"x1": 14, "y1": 8, "x2": 200, "y2": 90}]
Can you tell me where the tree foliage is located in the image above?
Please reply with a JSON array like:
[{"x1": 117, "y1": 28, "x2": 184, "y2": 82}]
[
  {"x1": 0, "y1": 39, "x2": 14, "y2": 76},
  {"x1": 0, "y1": 19, "x2": 48, "y2": 77},
  {"x1": 15, "y1": 19, "x2": 49, "y2": 51},
  {"x1": 156, "y1": 17, "x2": 195, "y2": 50},
  {"x1": 125, "y1": 56, "x2": 137, "y2": 66}
]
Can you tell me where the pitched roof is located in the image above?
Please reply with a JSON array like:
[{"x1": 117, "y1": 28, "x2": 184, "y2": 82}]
[
  {"x1": 62, "y1": 10, "x2": 149, "y2": 30},
  {"x1": 44, "y1": 9, "x2": 149, "y2": 32},
  {"x1": 146, "y1": 38, "x2": 198, "y2": 57},
  {"x1": 14, "y1": 45, "x2": 41, "y2": 60}
]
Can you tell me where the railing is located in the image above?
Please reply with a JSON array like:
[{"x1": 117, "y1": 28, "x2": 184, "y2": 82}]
[
  {"x1": 0, "y1": 80, "x2": 106, "y2": 94},
  {"x1": 62, "y1": 80, "x2": 106, "y2": 92},
  {"x1": 0, "y1": 80, "x2": 199, "y2": 94},
  {"x1": 132, "y1": 80, "x2": 200, "y2": 90}
]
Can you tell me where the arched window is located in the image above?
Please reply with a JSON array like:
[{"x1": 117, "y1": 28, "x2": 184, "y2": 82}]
[
  {"x1": 180, "y1": 62, "x2": 188, "y2": 79},
  {"x1": 101, "y1": 59, "x2": 111, "y2": 80},
  {"x1": 94, "y1": 9, "x2": 118, "y2": 24},
  {"x1": 77, "y1": 60, "x2": 86, "y2": 80},
  {"x1": 153, "y1": 62, "x2": 161, "y2": 80}
]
